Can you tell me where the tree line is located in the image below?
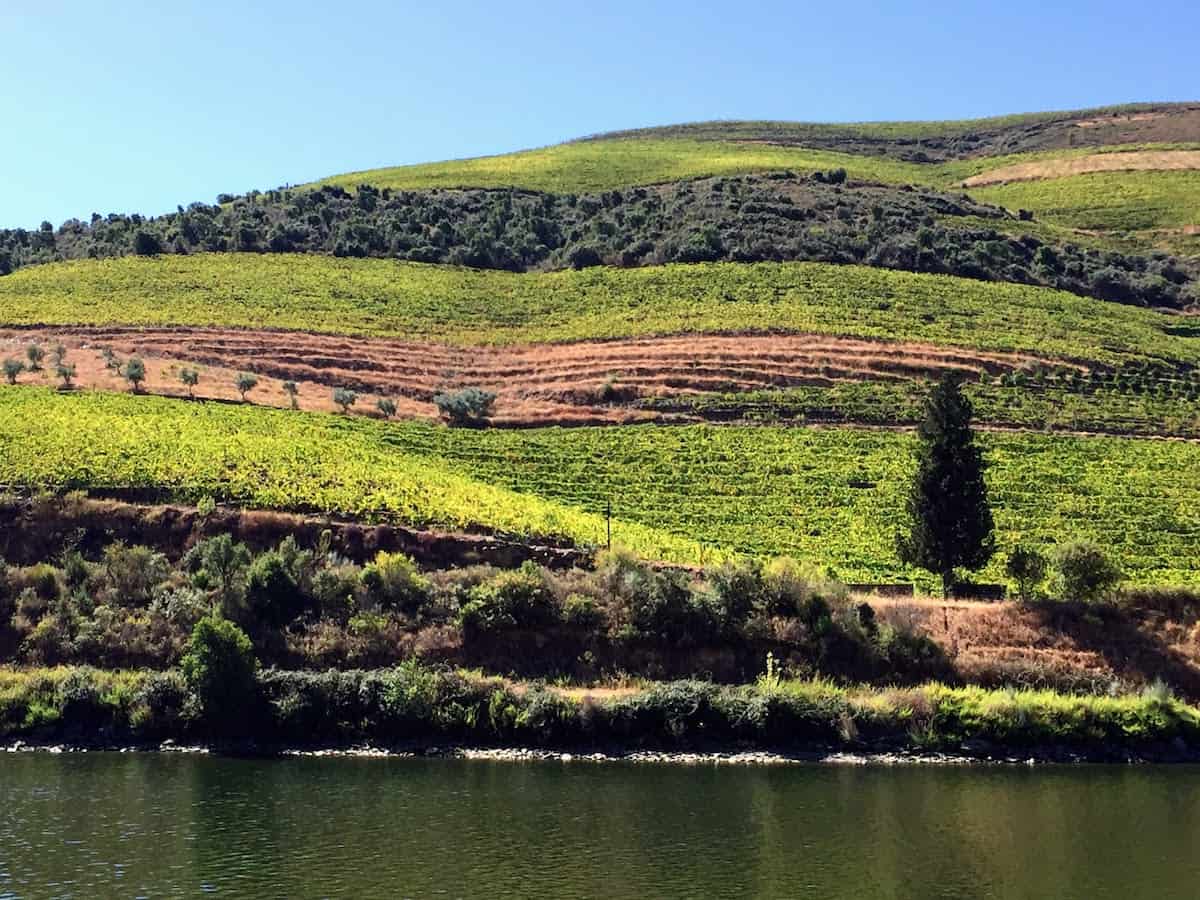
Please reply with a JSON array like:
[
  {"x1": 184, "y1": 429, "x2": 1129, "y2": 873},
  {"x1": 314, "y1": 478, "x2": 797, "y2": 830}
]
[{"x1": 2, "y1": 173, "x2": 1194, "y2": 310}]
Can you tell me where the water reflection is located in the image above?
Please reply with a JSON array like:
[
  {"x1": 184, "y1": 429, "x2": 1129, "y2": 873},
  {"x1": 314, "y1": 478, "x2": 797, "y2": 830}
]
[{"x1": 0, "y1": 754, "x2": 1197, "y2": 898}]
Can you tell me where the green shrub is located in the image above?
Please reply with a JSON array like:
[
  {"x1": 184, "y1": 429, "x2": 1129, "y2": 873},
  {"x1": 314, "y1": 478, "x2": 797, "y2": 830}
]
[
  {"x1": 180, "y1": 616, "x2": 259, "y2": 733},
  {"x1": 244, "y1": 551, "x2": 304, "y2": 628},
  {"x1": 102, "y1": 543, "x2": 169, "y2": 607},
  {"x1": 1052, "y1": 541, "x2": 1123, "y2": 603},
  {"x1": 3, "y1": 358, "x2": 23, "y2": 384},
  {"x1": 360, "y1": 551, "x2": 430, "y2": 614},
  {"x1": 433, "y1": 387, "x2": 496, "y2": 426},
  {"x1": 705, "y1": 560, "x2": 764, "y2": 631},
  {"x1": 235, "y1": 372, "x2": 259, "y2": 402},
  {"x1": 627, "y1": 570, "x2": 718, "y2": 646},
  {"x1": 459, "y1": 562, "x2": 560, "y2": 637},
  {"x1": 562, "y1": 593, "x2": 604, "y2": 631},
  {"x1": 122, "y1": 357, "x2": 146, "y2": 391},
  {"x1": 333, "y1": 387, "x2": 358, "y2": 413},
  {"x1": 1005, "y1": 544, "x2": 1048, "y2": 602}
]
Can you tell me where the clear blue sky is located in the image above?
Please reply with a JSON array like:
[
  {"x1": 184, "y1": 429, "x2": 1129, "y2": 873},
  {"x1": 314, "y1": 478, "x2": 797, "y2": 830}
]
[{"x1": 2, "y1": 0, "x2": 1196, "y2": 228}]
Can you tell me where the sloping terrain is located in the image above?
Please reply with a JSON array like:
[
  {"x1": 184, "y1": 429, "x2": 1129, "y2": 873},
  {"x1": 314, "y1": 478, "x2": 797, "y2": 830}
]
[{"x1": 1, "y1": 102, "x2": 1199, "y2": 591}]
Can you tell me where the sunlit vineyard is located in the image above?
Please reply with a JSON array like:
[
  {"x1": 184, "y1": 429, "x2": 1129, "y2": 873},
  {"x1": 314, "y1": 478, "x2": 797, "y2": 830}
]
[
  {"x1": 2, "y1": 255, "x2": 1196, "y2": 367},
  {"x1": 313, "y1": 138, "x2": 925, "y2": 195},
  {"x1": 2, "y1": 388, "x2": 1199, "y2": 586},
  {"x1": 971, "y1": 170, "x2": 1200, "y2": 234}
]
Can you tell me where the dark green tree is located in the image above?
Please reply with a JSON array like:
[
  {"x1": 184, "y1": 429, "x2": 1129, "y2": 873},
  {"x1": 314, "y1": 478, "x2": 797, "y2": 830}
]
[
  {"x1": 897, "y1": 374, "x2": 995, "y2": 595},
  {"x1": 180, "y1": 616, "x2": 259, "y2": 734}
]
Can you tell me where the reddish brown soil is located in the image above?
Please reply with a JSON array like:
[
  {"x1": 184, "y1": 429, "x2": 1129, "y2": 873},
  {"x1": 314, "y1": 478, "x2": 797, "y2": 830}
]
[{"x1": 0, "y1": 326, "x2": 1050, "y2": 427}]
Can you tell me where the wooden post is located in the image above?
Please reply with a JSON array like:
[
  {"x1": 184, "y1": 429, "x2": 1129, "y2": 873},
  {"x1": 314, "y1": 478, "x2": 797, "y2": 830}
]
[{"x1": 606, "y1": 498, "x2": 612, "y2": 551}]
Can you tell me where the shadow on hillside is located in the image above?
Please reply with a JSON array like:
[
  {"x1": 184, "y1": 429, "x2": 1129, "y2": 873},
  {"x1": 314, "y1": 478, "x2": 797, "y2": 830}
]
[{"x1": 1027, "y1": 602, "x2": 1200, "y2": 700}]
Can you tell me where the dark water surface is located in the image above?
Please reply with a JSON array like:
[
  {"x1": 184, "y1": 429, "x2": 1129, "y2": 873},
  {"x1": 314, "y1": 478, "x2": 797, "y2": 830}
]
[{"x1": 1, "y1": 753, "x2": 1198, "y2": 899}]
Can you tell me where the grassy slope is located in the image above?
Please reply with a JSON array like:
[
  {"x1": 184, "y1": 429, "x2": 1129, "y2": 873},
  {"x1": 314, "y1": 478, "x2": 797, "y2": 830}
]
[
  {"x1": 583, "y1": 103, "x2": 1180, "y2": 143},
  {"x1": 971, "y1": 170, "x2": 1200, "y2": 232},
  {"x1": 315, "y1": 139, "x2": 924, "y2": 194},
  {"x1": 2, "y1": 388, "x2": 1199, "y2": 586},
  {"x1": 1, "y1": 254, "x2": 1196, "y2": 367}
]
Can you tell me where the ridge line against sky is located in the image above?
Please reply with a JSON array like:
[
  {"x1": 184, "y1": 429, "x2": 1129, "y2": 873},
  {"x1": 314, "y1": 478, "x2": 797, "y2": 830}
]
[{"x1": 2, "y1": 0, "x2": 1198, "y2": 228}]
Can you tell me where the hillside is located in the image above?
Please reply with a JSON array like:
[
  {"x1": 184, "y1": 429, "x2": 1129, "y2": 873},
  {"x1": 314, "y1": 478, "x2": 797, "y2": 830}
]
[{"x1": 1, "y1": 102, "x2": 1199, "y2": 594}]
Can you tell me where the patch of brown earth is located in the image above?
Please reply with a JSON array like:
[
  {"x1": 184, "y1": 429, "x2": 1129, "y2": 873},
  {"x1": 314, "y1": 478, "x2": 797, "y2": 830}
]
[
  {"x1": 962, "y1": 150, "x2": 1200, "y2": 187},
  {"x1": 0, "y1": 326, "x2": 1054, "y2": 427}
]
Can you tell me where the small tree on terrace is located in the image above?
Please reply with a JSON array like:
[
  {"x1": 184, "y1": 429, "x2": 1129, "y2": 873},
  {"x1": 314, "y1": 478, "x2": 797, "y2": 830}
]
[
  {"x1": 235, "y1": 372, "x2": 258, "y2": 402},
  {"x1": 56, "y1": 363, "x2": 76, "y2": 389},
  {"x1": 3, "y1": 358, "x2": 24, "y2": 384},
  {"x1": 434, "y1": 387, "x2": 496, "y2": 427},
  {"x1": 332, "y1": 387, "x2": 357, "y2": 414},
  {"x1": 26, "y1": 343, "x2": 44, "y2": 372},
  {"x1": 897, "y1": 374, "x2": 995, "y2": 596},
  {"x1": 123, "y1": 357, "x2": 146, "y2": 392},
  {"x1": 180, "y1": 368, "x2": 200, "y2": 399},
  {"x1": 376, "y1": 397, "x2": 396, "y2": 419},
  {"x1": 1005, "y1": 545, "x2": 1048, "y2": 602},
  {"x1": 282, "y1": 381, "x2": 299, "y2": 409}
]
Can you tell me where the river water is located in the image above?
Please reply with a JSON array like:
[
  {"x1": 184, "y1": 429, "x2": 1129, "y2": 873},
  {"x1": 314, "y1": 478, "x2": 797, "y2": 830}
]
[{"x1": 0, "y1": 753, "x2": 1197, "y2": 898}]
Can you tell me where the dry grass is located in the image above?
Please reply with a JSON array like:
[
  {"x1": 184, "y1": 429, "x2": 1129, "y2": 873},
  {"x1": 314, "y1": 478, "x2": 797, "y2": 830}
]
[{"x1": 963, "y1": 149, "x2": 1200, "y2": 187}]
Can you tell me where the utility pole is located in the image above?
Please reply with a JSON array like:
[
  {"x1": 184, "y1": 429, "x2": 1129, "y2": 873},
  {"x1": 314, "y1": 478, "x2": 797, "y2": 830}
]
[{"x1": 606, "y1": 498, "x2": 612, "y2": 551}]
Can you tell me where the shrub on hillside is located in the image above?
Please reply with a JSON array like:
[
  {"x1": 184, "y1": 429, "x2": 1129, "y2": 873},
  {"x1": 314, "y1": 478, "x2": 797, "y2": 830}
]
[
  {"x1": 360, "y1": 551, "x2": 430, "y2": 615},
  {"x1": 433, "y1": 387, "x2": 496, "y2": 426},
  {"x1": 1051, "y1": 541, "x2": 1122, "y2": 604},
  {"x1": 1005, "y1": 545, "x2": 1048, "y2": 602},
  {"x1": 180, "y1": 616, "x2": 259, "y2": 732},
  {"x1": 458, "y1": 562, "x2": 561, "y2": 638}
]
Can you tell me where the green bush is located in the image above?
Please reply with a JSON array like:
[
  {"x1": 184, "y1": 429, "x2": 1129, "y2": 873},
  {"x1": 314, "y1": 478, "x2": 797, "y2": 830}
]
[
  {"x1": 244, "y1": 551, "x2": 304, "y2": 629},
  {"x1": 433, "y1": 387, "x2": 496, "y2": 426},
  {"x1": 180, "y1": 616, "x2": 259, "y2": 733},
  {"x1": 1005, "y1": 544, "x2": 1048, "y2": 602},
  {"x1": 359, "y1": 551, "x2": 430, "y2": 614},
  {"x1": 459, "y1": 562, "x2": 560, "y2": 637},
  {"x1": 1052, "y1": 541, "x2": 1123, "y2": 603}
]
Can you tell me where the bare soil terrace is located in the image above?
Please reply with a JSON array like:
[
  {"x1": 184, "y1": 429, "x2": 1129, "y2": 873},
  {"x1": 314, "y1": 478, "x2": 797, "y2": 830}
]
[
  {"x1": 0, "y1": 326, "x2": 1049, "y2": 427},
  {"x1": 963, "y1": 149, "x2": 1200, "y2": 187}
]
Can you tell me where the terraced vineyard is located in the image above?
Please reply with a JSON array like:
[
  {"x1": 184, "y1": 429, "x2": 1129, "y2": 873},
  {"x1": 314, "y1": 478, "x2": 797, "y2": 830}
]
[
  {"x1": 2, "y1": 387, "x2": 1199, "y2": 587},
  {"x1": 3, "y1": 255, "x2": 1197, "y2": 367},
  {"x1": 3, "y1": 101, "x2": 1200, "y2": 592}
]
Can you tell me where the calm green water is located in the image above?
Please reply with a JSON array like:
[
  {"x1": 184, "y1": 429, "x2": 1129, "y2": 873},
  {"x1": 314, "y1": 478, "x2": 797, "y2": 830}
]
[{"x1": 1, "y1": 754, "x2": 1198, "y2": 899}]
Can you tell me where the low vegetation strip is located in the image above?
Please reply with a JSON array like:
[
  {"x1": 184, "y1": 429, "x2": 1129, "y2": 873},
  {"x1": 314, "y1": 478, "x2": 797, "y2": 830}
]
[
  {"x1": 2, "y1": 664, "x2": 1197, "y2": 759},
  {"x1": 312, "y1": 139, "x2": 925, "y2": 195},
  {"x1": 2, "y1": 389, "x2": 1199, "y2": 584},
  {"x1": 1, "y1": 256, "x2": 1195, "y2": 367}
]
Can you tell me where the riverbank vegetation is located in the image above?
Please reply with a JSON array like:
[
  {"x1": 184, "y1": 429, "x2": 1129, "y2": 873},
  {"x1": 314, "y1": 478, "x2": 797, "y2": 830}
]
[{"x1": 2, "y1": 661, "x2": 1197, "y2": 759}]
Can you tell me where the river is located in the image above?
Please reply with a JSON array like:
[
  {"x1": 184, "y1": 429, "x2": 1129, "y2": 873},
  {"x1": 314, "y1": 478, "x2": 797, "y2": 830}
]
[{"x1": 1, "y1": 753, "x2": 1197, "y2": 898}]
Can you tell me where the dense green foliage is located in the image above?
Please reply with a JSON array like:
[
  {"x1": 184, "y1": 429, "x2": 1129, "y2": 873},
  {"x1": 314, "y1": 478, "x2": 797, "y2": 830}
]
[
  {"x1": 3, "y1": 256, "x2": 1198, "y2": 367},
  {"x1": 898, "y1": 377, "x2": 995, "y2": 592},
  {"x1": 2, "y1": 389, "x2": 1200, "y2": 584},
  {"x1": 3, "y1": 174, "x2": 1191, "y2": 307},
  {"x1": 1, "y1": 663, "x2": 1197, "y2": 755},
  {"x1": 180, "y1": 616, "x2": 259, "y2": 732}
]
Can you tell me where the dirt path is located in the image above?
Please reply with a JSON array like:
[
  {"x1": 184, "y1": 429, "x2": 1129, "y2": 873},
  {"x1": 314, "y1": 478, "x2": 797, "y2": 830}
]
[
  {"x1": 963, "y1": 149, "x2": 1200, "y2": 187},
  {"x1": 0, "y1": 326, "x2": 1050, "y2": 427}
]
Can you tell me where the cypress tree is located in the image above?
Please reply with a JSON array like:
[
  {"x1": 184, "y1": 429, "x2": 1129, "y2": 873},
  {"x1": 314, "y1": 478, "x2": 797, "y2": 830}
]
[{"x1": 898, "y1": 374, "x2": 995, "y2": 595}]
